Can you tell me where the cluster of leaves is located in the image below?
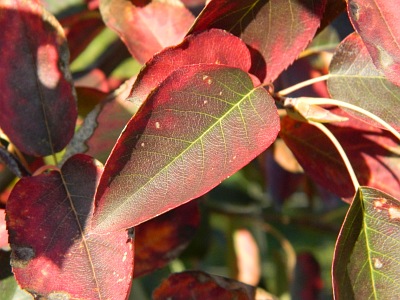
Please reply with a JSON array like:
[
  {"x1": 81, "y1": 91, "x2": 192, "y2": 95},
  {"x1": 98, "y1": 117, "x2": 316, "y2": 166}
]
[{"x1": 0, "y1": 0, "x2": 399, "y2": 299}]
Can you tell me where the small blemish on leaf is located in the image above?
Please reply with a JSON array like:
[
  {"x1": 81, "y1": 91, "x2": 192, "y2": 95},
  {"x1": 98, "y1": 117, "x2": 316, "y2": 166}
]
[
  {"x1": 155, "y1": 122, "x2": 160, "y2": 129},
  {"x1": 48, "y1": 291, "x2": 71, "y2": 300},
  {"x1": 389, "y1": 207, "x2": 400, "y2": 219},
  {"x1": 202, "y1": 75, "x2": 212, "y2": 85},
  {"x1": 373, "y1": 258, "x2": 383, "y2": 269},
  {"x1": 373, "y1": 198, "x2": 387, "y2": 211},
  {"x1": 141, "y1": 142, "x2": 145, "y2": 147},
  {"x1": 349, "y1": 2, "x2": 360, "y2": 21},
  {"x1": 203, "y1": 100, "x2": 208, "y2": 105},
  {"x1": 122, "y1": 252, "x2": 127, "y2": 262}
]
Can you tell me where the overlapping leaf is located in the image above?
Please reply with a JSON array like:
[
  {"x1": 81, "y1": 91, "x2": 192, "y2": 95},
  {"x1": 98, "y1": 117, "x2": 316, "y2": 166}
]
[
  {"x1": 333, "y1": 187, "x2": 400, "y2": 298},
  {"x1": 328, "y1": 32, "x2": 400, "y2": 131},
  {"x1": 153, "y1": 270, "x2": 256, "y2": 299},
  {"x1": 134, "y1": 200, "x2": 200, "y2": 277},
  {"x1": 6, "y1": 155, "x2": 134, "y2": 300},
  {"x1": 189, "y1": 0, "x2": 327, "y2": 83},
  {"x1": 100, "y1": 0, "x2": 195, "y2": 64},
  {"x1": 0, "y1": 0, "x2": 77, "y2": 156},
  {"x1": 280, "y1": 109, "x2": 400, "y2": 200},
  {"x1": 128, "y1": 29, "x2": 253, "y2": 109},
  {"x1": 347, "y1": 0, "x2": 400, "y2": 87},
  {"x1": 92, "y1": 64, "x2": 280, "y2": 233}
]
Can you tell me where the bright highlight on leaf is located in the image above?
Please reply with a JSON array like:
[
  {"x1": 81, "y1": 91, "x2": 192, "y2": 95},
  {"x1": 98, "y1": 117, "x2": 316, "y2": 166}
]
[{"x1": 92, "y1": 64, "x2": 279, "y2": 233}]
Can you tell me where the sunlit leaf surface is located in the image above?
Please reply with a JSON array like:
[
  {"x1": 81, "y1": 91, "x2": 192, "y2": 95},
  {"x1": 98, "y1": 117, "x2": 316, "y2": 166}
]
[
  {"x1": 347, "y1": 0, "x2": 400, "y2": 87},
  {"x1": 92, "y1": 64, "x2": 279, "y2": 233},
  {"x1": 333, "y1": 187, "x2": 400, "y2": 299},
  {"x1": 6, "y1": 155, "x2": 134, "y2": 299},
  {"x1": 328, "y1": 32, "x2": 400, "y2": 131},
  {"x1": 0, "y1": 0, "x2": 77, "y2": 156}
]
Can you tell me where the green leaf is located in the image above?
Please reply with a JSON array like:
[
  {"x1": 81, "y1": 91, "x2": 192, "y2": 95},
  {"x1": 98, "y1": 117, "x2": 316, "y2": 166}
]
[
  {"x1": 92, "y1": 64, "x2": 280, "y2": 233},
  {"x1": 328, "y1": 32, "x2": 400, "y2": 131},
  {"x1": 333, "y1": 187, "x2": 400, "y2": 299}
]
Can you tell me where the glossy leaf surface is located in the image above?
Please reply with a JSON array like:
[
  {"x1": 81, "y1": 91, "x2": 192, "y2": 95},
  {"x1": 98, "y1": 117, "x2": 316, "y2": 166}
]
[
  {"x1": 134, "y1": 200, "x2": 200, "y2": 277},
  {"x1": 92, "y1": 64, "x2": 280, "y2": 233},
  {"x1": 281, "y1": 109, "x2": 400, "y2": 200},
  {"x1": 6, "y1": 155, "x2": 134, "y2": 299},
  {"x1": 128, "y1": 29, "x2": 252, "y2": 109},
  {"x1": 100, "y1": 0, "x2": 195, "y2": 64},
  {"x1": 189, "y1": 0, "x2": 326, "y2": 83},
  {"x1": 0, "y1": 0, "x2": 77, "y2": 156},
  {"x1": 328, "y1": 32, "x2": 400, "y2": 131},
  {"x1": 153, "y1": 270, "x2": 256, "y2": 300},
  {"x1": 333, "y1": 187, "x2": 400, "y2": 298},
  {"x1": 347, "y1": 0, "x2": 400, "y2": 87}
]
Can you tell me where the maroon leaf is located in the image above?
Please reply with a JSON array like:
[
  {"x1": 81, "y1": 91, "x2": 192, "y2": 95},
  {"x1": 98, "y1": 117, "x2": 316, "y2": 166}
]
[
  {"x1": 189, "y1": 0, "x2": 327, "y2": 83},
  {"x1": 134, "y1": 200, "x2": 200, "y2": 277},
  {"x1": 280, "y1": 109, "x2": 400, "y2": 201},
  {"x1": 153, "y1": 271, "x2": 256, "y2": 300},
  {"x1": 328, "y1": 32, "x2": 400, "y2": 131},
  {"x1": 65, "y1": 77, "x2": 137, "y2": 164},
  {"x1": 92, "y1": 64, "x2": 280, "y2": 233},
  {"x1": 128, "y1": 29, "x2": 252, "y2": 110},
  {"x1": 6, "y1": 154, "x2": 134, "y2": 299},
  {"x1": 318, "y1": 0, "x2": 346, "y2": 33},
  {"x1": 347, "y1": 0, "x2": 400, "y2": 87},
  {"x1": 100, "y1": 0, "x2": 195, "y2": 64},
  {"x1": 61, "y1": 9, "x2": 105, "y2": 62},
  {"x1": 0, "y1": 0, "x2": 77, "y2": 156}
]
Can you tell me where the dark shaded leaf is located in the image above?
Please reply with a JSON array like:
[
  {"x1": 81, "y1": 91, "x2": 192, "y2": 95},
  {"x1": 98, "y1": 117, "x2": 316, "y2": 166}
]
[
  {"x1": 280, "y1": 109, "x2": 400, "y2": 200},
  {"x1": 92, "y1": 64, "x2": 280, "y2": 233},
  {"x1": 153, "y1": 270, "x2": 256, "y2": 300},
  {"x1": 347, "y1": 0, "x2": 400, "y2": 87},
  {"x1": 100, "y1": 0, "x2": 195, "y2": 64},
  {"x1": 64, "y1": 77, "x2": 137, "y2": 164},
  {"x1": 0, "y1": 0, "x2": 77, "y2": 156},
  {"x1": 318, "y1": 0, "x2": 346, "y2": 34},
  {"x1": 333, "y1": 187, "x2": 400, "y2": 299},
  {"x1": 128, "y1": 29, "x2": 252, "y2": 110},
  {"x1": 6, "y1": 154, "x2": 134, "y2": 299},
  {"x1": 0, "y1": 144, "x2": 30, "y2": 178},
  {"x1": 189, "y1": 0, "x2": 326, "y2": 83},
  {"x1": 328, "y1": 32, "x2": 400, "y2": 131},
  {"x1": 135, "y1": 200, "x2": 200, "y2": 277}
]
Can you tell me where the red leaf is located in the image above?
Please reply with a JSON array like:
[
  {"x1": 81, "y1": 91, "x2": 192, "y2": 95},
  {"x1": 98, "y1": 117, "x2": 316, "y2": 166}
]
[
  {"x1": 92, "y1": 64, "x2": 279, "y2": 233},
  {"x1": 0, "y1": 0, "x2": 77, "y2": 156},
  {"x1": 6, "y1": 155, "x2": 134, "y2": 299},
  {"x1": 281, "y1": 109, "x2": 400, "y2": 201},
  {"x1": 61, "y1": 9, "x2": 105, "y2": 62},
  {"x1": 134, "y1": 200, "x2": 200, "y2": 277},
  {"x1": 189, "y1": 0, "x2": 327, "y2": 83},
  {"x1": 347, "y1": 0, "x2": 400, "y2": 87},
  {"x1": 128, "y1": 29, "x2": 253, "y2": 109},
  {"x1": 100, "y1": 0, "x2": 195, "y2": 64},
  {"x1": 153, "y1": 271, "x2": 256, "y2": 300}
]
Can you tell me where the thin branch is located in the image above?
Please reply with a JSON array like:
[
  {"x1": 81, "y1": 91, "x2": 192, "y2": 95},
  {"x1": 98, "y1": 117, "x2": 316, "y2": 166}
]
[
  {"x1": 296, "y1": 97, "x2": 400, "y2": 142},
  {"x1": 307, "y1": 120, "x2": 360, "y2": 193},
  {"x1": 277, "y1": 74, "x2": 330, "y2": 97}
]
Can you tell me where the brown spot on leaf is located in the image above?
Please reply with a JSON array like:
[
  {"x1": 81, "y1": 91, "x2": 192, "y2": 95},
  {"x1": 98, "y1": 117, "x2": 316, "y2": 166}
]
[{"x1": 349, "y1": 2, "x2": 359, "y2": 21}]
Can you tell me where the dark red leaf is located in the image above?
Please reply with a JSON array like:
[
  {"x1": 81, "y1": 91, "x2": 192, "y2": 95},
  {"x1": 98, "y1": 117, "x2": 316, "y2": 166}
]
[
  {"x1": 153, "y1": 271, "x2": 256, "y2": 300},
  {"x1": 134, "y1": 200, "x2": 200, "y2": 277},
  {"x1": 61, "y1": 9, "x2": 105, "y2": 62},
  {"x1": 347, "y1": 0, "x2": 400, "y2": 87},
  {"x1": 0, "y1": 0, "x2": 77, "y2": 156},
  {"x1": 92, "y1": 64, "x2": 279, "y2": 233},
  {"x1": 280, "y1": 110, "x2": 400, "y2": 201},
  {"x1": 318, "y1": 0, "x2": 346, "y2": 33},
  {"x1": 189, "y1": 0, "x2": 326, "y2": 83},
  {"x1": 100, "y1": 0, "x2": 195, "y2": 64},
  {"x1": 64, "y1": 77, "x2": 137, "y2": 164},
  {"x1": 6, "y1": 154, "x2": 134, "y2": 299},
  {"x1": 128, "y1": 29, "x2": 252, "y2": 109}
]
